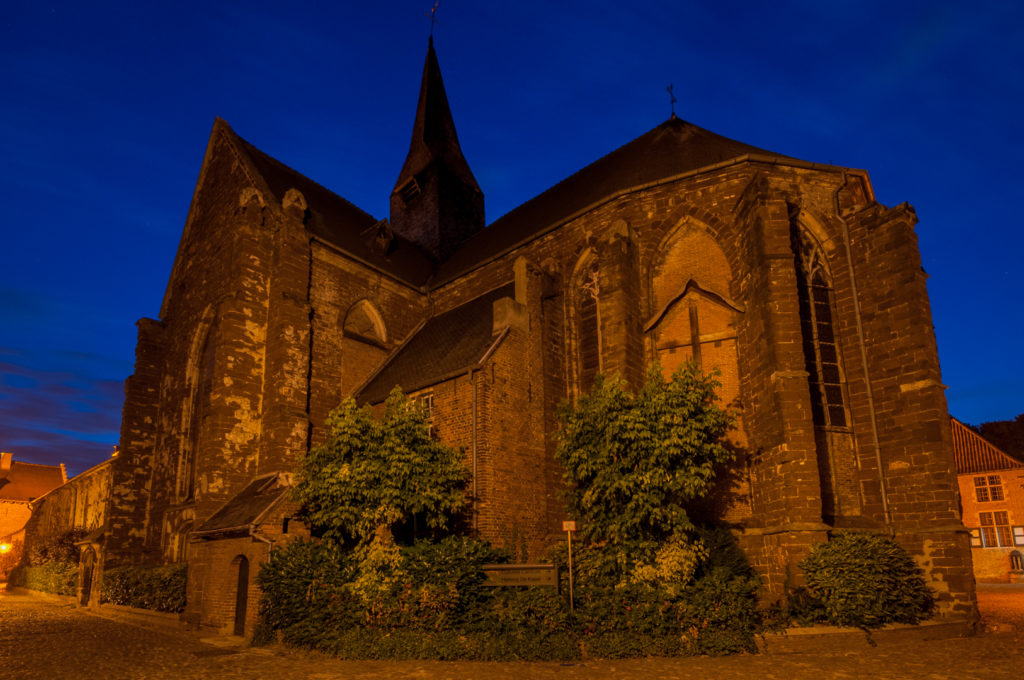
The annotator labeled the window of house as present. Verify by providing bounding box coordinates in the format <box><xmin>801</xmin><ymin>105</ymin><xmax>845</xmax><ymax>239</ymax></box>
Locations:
<box><xmin>792</xmin><ymin>227</ymin><xmax>847</xmax><ymax>428</ymax></box>
<box><xmin>974</xmin><ymin>474</ymin><xmax>1004</xmax><ymax>502</ymax></box>
<box><xmin>979</xmin><ymin>511</ymin><xmax>1013</xmax><ymax>547</ymax></box>
<box><xmin>411</xmin><ymin>391</ymin><xmax>435</xmax><ymax>438</ymax></box>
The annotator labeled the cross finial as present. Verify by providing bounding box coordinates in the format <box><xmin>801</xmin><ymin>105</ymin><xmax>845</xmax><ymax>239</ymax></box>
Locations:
<box><xmin>667</xmin><ymin>84</ymin><xmax>677</xmax><ymax>118</ymax></box>
<box><xmin>426</xmin><ymin>2</ymin><xmax>440</xmax><ymax>36</ymax></box>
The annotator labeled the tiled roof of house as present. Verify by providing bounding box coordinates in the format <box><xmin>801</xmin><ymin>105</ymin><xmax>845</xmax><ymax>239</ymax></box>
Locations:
<box><xmin>356</xmin><ymin>284</ymin><xmax>513</xmax><ymax>405</ymax></box>
<box><xmin>0</xmin><ymin>460</ymin><xmax>66</xmax><ymax>502</ymax></box>
<box><xmin>951</xmin><ymin>417</ymin><xmax>1024</xmax><ymax>474</ymax></box>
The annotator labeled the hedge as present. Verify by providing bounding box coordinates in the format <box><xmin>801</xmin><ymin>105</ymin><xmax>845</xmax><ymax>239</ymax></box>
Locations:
<box><xmin>100</xmin><ymin>563</ymin><xmax>187</xmax><ymax>613</ymax></box>
<box><xmin>8</xmin><ymin>562</ymin><xmax>78</xmax><ymax>596</ymax></box>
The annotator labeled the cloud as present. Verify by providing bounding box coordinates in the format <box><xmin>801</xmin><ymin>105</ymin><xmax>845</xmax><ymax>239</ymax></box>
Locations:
<box><xmin>0</xmin><ymin>353</ymin><xmax>124</xmax><ymax>478</ymax></box>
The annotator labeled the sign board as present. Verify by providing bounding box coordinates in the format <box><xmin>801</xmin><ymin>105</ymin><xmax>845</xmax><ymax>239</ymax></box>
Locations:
<box><xmin>482</xmin><ymin>563</ymin><xmax>558</xmax><ymax>587</ymax></box>
<box><xmin>562</xmin><ymin>520</ymin><xmax>577</xmax><ymax>532</ymax></box>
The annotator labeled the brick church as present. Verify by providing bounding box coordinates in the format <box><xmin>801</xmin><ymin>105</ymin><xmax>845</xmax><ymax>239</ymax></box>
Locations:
<box><xmin>101</xmin><ymin>39</ymin><xmax>975</xmax><ymax>634</ymax></box>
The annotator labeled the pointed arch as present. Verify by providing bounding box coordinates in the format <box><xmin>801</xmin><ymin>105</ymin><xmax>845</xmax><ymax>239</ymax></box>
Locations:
<box><xmin>568</xmin><ymin>249</ymin><xmax>601</xmax><ymax>395</ymax></box>
<box><xmin>343</xmin><ymin>299</ymin><xmax>388</xmax><ymax>346</ymax></box>
<box><xmin>180</xmin><ymin>306</ymin><xmax>217</xmax><ymax>502</ymax></box>
<box><xmin>647</xmin><ymin>224</ymin><xmax>742</xmax><ymax>413</ymax></box>
<box><xmin>792</xmin><ymin>224</ymin><xmax>846</xmax><ymax>429</ymax></box>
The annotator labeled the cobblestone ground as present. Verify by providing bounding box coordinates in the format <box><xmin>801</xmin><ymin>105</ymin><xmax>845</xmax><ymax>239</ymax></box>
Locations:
<box><xmin>1</xmin><ymin>586</ymin><xmax>1022</xmax><ymax>680</ymax></box>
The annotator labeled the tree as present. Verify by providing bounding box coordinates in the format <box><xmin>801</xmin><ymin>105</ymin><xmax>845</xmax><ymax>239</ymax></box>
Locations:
<box><xmin>294</xmin><ymin>387</ymin><xmax>470</xmax><ymax>544</ymax></box>
<box><xmin>555</xmin><ymin>363</ymin><xmax>735</xmax><ymax>546</ymax></box>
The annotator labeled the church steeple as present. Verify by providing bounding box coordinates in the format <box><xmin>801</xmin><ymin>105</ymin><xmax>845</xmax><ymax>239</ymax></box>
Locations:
<box><xmin>390</xmin><ymin>38</ymin><xmax>484</xmax><ymax>261</ymax></box>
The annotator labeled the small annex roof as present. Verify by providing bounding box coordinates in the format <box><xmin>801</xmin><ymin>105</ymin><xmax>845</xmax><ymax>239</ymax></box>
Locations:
<box><xmin>357</xmin><ymin>284</ymin><xmax>514</xmax><ymax>405</ymax></box>
<box><xmin>435</xmin><ymin>116</ymin><xmax>796</xmax><ymax>284</ymax></box>
<box><xmin>228</xmin><ymin>124</ymin><xmax>436</xmax><ymax>288</ymax></box>
<box><xmin>951</xmin><ymin>417</ymin><xmax>1024</xmax><ymax>475</ymax></box>
<box><xmin>193</xmin><ymin>472</ymin><xmax>292</xmax><ymax>537</ymax></box>
<box><xmin>0</xmin><ymin>460</ymin><xmax>66</xmax><ymax>502</ymax></box>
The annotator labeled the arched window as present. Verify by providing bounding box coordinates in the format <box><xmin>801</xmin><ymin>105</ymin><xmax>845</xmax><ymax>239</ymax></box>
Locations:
<box><xmin>181</xmin><ymin>323</ymin><xmax>215</xmax><ymax>501</ymax></box>
<box><xmin>574</xmin><ymin>260</ymin><xmax>601</xmax><ymax>394</ymax></box>
<box><xmin>343</xmin><ymin>299</ymin><xmax>387</xmax><ymax>346</ymax></box>
<box><xmin>792</xmin><ymin>226</ymin><xmax>847</xmax><ymax>429</ymax></box>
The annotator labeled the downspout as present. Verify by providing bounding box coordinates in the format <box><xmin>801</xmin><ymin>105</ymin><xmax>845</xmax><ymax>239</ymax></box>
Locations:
<box><xmin>251</xmin><ymin>529</ymin><xmax>274</xmax><ymax>553</ymax></box>
<box><xmin>469</xmin><ymin>367</ymin><xmax>479</xmax><ymax>534</ymax></box>
<box><xmin>834</xmin><ymin>174</ymin><xmax>891</xmax><ymax>527</ymax></box>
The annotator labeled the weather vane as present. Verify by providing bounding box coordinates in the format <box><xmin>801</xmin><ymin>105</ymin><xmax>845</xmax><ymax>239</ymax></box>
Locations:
<box><xmin>426</xmin><ymin>2</ymin><xmax>440</xmax><ymax>36</ymax></box>
<box><xmin>667</xmin><ymin>84</ymin><xmax>677</xmax><ymax>117</ymax></box>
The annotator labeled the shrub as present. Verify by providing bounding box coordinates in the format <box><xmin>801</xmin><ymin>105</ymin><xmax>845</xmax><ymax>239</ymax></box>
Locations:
<box><xmin>799</xmin><ymin>532</ymin><xmax>934</xmax><ymax>629</ymax></box>
<box><xmin>100</xmin><ymin>563</ymin><xmax>187</xmax><ymax>613</ymax></box>
<box><xmin>27</xmin><ymin>528</ymin><xmax>86</xmax><ymax>566</ymax></box>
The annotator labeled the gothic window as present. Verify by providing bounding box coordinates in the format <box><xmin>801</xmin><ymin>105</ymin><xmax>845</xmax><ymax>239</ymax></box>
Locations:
<box><xmin>974</xmin><ymin>474</ymin><xmax>1004</xmax><ymax>502</ymax></box>
<box><xmin>793</xmin><ymin>227</ymin><xmax>847</xmax><ymax>429</ymax></box>
<box><xmin>343</xmin><ymin>299</ymin><xmax>388</xmax><ymax>346</ymax></box>
<box><xmin>181</xmin><ymin>325</ymin><xmax>215</xmax><ymax>501</ymax></box>
<box><xmin>576</xmin><ymin>263</ymin><xmax>601</xmax><ymax>393</ymax></box>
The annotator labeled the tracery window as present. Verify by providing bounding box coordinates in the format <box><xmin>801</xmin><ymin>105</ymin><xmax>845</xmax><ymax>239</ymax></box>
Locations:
<box><xmin>974</xmin><ymin>474</ymin><xmax>1004</xmax><ymax>502</ymax></box>
<box><xmin>576</xmin><ymin>263</ymin><xmax>601</xmax><ymax>394</ymax></box>
<box><xmin>343</xmin><ymin>299</ymin><xmax>387</xmax><ymax>346</ymax></box>
<box><xmin>181</xmin><ymin>326</ymin><xmax>215</xmax><ymax>501</ymax></box>
<box><xmin>793</xmin><ymin>227</ymin><xmax>847</xmax><ymax>428</ymax></box>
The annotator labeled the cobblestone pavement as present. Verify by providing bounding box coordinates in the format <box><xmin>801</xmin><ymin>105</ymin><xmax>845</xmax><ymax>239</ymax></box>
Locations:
<box><xmin>1</xmin><ymin>586</ymin><xmax>1023</xmax><ymax>680</ymax></box>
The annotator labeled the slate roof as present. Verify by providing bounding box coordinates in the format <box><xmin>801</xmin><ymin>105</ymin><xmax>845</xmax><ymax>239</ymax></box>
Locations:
<box><xmin>194</xmin><ymin>473</ymin><xmax>292</xmax><ymax>536</ymax></box>
<box><xmin>951</xmin><ymin>417</ymin><xmax>1024</xmax><ymax>475</ymax></box>
<box><xmin>0</xmin><ymin>461</ymin><xmax>65</xmax><ymax>502</ymax></box>
<box><xmin>232</xmin><ymin>129</ymin><xmax>436</xmax><ymax>287</ymax></box>
<box><xmin>357</xmin><ymin>284</ymin><xmax>514</xmax><ymax>405</ymax></box>
<box><xmin>392</xmin><ymin>36</ymin><xmax>481</xmax><ymax>197</ymax></box>
<box><xmin>435</xmin><ymin>116</ymin><xmax>795</xmax><ymax>285</ymax></box>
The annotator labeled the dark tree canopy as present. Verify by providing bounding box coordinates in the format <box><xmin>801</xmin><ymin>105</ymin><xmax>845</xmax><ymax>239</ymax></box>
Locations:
<box><xmin>555</xmin><ymin>363</ymin><xmax>735</xmax><ymax>546</ymax></box>
<box><xmin>978</xmin><ymin>413</ymin><xmax>1024</xmax><ymax>463</ymax></box>
<box><xmin>294</xmin><ymin>388</ymin><xmax>470</xmax><ymax>544</ymax></box>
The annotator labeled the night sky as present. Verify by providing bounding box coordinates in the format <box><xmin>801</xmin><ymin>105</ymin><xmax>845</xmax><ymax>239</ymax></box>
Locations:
<box><xmin>2</xmin><ymin>1</ymin><xmax>1022</xmax><ymax>476</ymax></box>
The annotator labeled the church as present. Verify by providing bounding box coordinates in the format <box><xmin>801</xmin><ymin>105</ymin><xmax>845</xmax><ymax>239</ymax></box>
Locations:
<box><xmin>100</xmin><ymin>38</ymin><xmax>975</xmax><ymax>635</ymax></box>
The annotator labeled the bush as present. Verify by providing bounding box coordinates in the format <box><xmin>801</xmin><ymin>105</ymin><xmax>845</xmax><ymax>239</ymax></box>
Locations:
<box><xmin>27</xmin><ymin>529</ymin><xmax>86</xmax><ymax>566</ymax></box>
<box><xmin>799</xmin><ymin>532</ymin><xmax>934</xmax><ymax>629</ymax></box>
<box><xmin>8</xmin><ymin>562</ymin><xmax>78</xmax><ymax>595</ymax></box>
<box><xmin>100</xmin><ymin>563</ymin><xmax>187</xmax><ymax>613</ymax></box>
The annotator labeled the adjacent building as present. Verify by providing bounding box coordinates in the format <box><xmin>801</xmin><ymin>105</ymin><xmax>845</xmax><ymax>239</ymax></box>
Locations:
<box><xmin>952</xmin><ymin>417</ymin><xmax>1024</xmax><ymax>582</ymax></box>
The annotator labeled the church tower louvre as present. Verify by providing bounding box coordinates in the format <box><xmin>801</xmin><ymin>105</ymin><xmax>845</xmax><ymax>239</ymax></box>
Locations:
<box><xmin>390</xmin><ymin>37</ymin><xmax>485</xmax><ymax>261</ymax></box>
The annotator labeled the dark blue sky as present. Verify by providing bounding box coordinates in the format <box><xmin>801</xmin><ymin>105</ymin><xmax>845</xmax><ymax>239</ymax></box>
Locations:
<box><xmin>2</xmin><ymin>1</ymin><xmax>1022</xmax><ymax>476</ymax></box>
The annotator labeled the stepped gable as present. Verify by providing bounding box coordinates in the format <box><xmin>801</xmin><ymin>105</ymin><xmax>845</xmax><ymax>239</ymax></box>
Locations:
<box><xmin>357</xmin><ymin>284</ymin><xmax>514</xmax><ymax>405</ymax></box>
<box><xmin>951</xmin><ymin>417</ymin><xmax>1024</xmax><ymax>474</ymax></box>
<box><xmin>435</xmin><ymin>116</ymin><xmax>795</xmax><ymax>284</ymax></box>
<box><xmin>231</xmin><ymin>127</ymin><xmax>436</xmax><ymax>287</ymax></box>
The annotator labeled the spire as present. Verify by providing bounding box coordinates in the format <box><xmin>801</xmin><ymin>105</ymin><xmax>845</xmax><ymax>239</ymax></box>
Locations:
<box><xmin>390</xmin><ymin>38</ymin><xmax>484</xmax><ymax>261</ymax></box>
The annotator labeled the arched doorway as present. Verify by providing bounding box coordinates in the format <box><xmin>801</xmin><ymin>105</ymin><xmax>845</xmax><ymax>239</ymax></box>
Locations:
<box><xmin>233</xmin><ymin>555</ymin><xmax>249</xmax><ymax>636</ymax></box>
<box><xmin>80</xmin><ymin>548</ymin><xmax>96</xmax><ymax>607</ymax></box>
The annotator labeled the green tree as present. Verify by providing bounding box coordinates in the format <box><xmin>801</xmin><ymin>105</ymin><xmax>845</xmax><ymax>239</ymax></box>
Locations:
<box><xmin>556</xmin><ymin>363</ymin><xmax>734</xmax><ymax>546</ymax></box>
<box><xmin>294</xmin><ymin>387</ymin><xmax>470</xmax><ymax>544</ymax></box>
